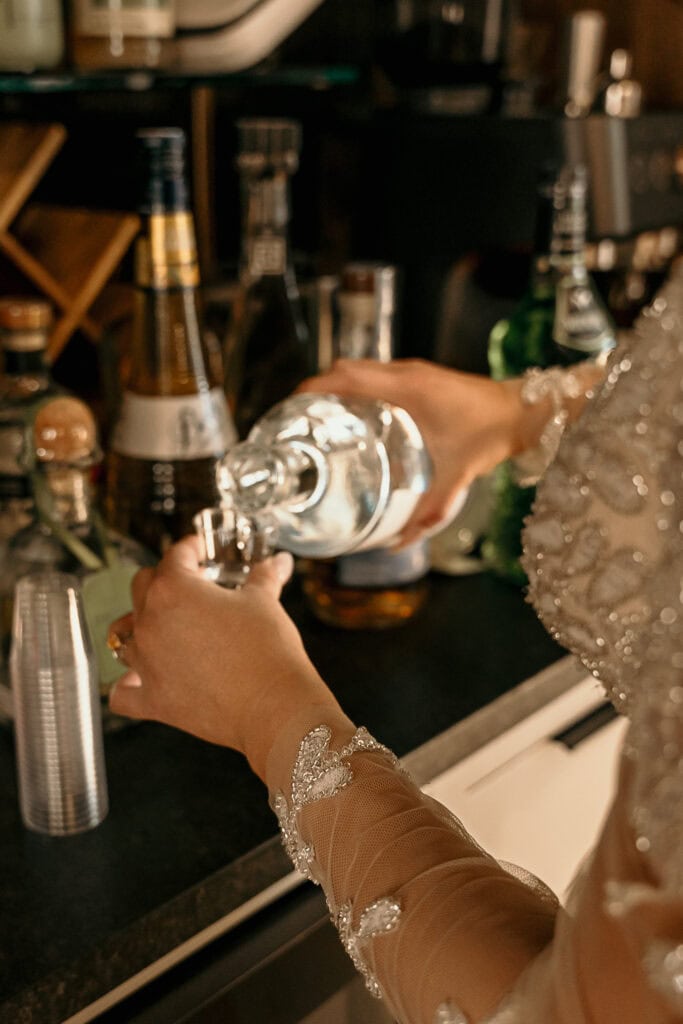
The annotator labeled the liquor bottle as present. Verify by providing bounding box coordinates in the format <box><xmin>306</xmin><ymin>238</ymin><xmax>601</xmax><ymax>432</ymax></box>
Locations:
<box><xmin>302</xmin><ymin>264</ymin><xmax>431</xmax><ymax>629</ymax></box>
<box><xmin>70</xmin><ymin>0</ymin><xmax>175</xmax><ymax>70</ymax></box>
<box><xmin>224</xmin><ymin>118</ymin><xmax>313</xmax><ymax>439</ymax></box>
<box><xmin>215</xmin><ymin>393</ymin><xmax>431</xmax><ymax>562</ymax></box>
<box><xmin>0</xmin><ymin>298</ymin><xmax>62</xmax><ymax>541</ymax></box>
<box><xmin>106</xmin><ymin>128</ymin><xmax>237</xmax><ymax>557</ymax></box>
<box><xmin>0</xmin><ymin>396</ymin><xmax>153</xmax><ymax>696</ymax></box>
<box><xmin>483</xmin><ymin>165</ymin><xmax>616</xmax><ymax>584</ymax></box>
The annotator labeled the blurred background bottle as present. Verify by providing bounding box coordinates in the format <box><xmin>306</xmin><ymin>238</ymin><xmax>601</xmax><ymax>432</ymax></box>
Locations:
<box><xmin>224</xmin><ymin>118</ymin><xmax>313</xmax><ymax>439</ymax></box>
<box><xmin>106</xmin><ymin>127</ymin><xmax>236</xmax><ymax>557</ymax></box>
<box><xmin>1</xmin><ymin>395</ymin><xmax>152</xmax><ymax>697</ymax></box>
<box><xmin>70</xmin><ymin>0</ymin><xmax>175</xmax><ymax>70</ymax></box>
<box><xmin>483</xmin><ymin>164</ymin><xmax>616</xmax><ymax>584</ymax></box>
<box><xmin>302</xmin><ymin>263</ymin><xmax>431</xmax><ymax>628</ymax></box>
<box><xmin>0</xmin><ymin>298</ymin><xmax>61</xmax><ymax>542</ymax></box>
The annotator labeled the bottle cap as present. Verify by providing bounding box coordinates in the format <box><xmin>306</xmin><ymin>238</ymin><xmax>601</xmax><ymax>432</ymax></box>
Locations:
<box><xmin>136</xmin><ymin>127</ymin><xmax>188</xmax><ymax>213</ymax></box>
<box><xmin>341</xmin><ymin>263</ymin><xmax>396</xmax><ymax>315</ymax></box>
<box><xmin>33</xmin><ymin>397</ymin><xmax>100</xmax><ymax>465</ymax></box>
<box><xmin>0</xmin><ymin>297</ymin><xmax>52</xmax><ymax>348</ymax></box>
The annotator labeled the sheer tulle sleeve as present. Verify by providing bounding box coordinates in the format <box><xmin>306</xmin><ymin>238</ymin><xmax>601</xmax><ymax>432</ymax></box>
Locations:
<box><xmin>266</xmin><ymin>706</ymin><xmax>559</xmax><ymax>1024</ymax></box>
<box><xmin>266</xmin><ymin>280</ymin><xmax>683</xmax><ymax>1023</ymax></box>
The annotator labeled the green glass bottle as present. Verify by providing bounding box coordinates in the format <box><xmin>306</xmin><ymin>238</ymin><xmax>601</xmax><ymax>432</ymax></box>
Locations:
<box><xmin>483</xmin><ymin>165</ymin><xmax>615</xmax><ymax>585</ymax></box>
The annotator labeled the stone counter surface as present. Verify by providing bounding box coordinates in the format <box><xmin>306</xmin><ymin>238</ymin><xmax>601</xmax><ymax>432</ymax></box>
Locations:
<box><xmin>0</xmin><ymin>571</ymin><xmax>564</xmax><ymax>1024</ymax></box>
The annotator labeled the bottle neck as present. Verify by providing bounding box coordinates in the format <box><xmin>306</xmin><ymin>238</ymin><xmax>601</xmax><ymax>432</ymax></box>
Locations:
<box><xmin>551</xmin><ymin>191</ymin><xmax>588</xmax><ymax>279</ymax></box>
<box><xmin>218</xmin><ymin>440</ymin><xmax>322</xmax><ymax>513</ymax></box>
<box><xmin>43</xmin><ymin>466</ymin><xmax>93</xmax><ymax>528</ymax></box>
<box><xmin>135</xmin><ymin>208</ymin><xmax>200</xmax><ymax>292</ymax></box>
<box><xmin>240</xmin><ymin>171</ymin><xmax>293</xmax><ymax>279</ymax></box>
<box><xmin>128</xmin><ymin>208</ymin><xmax>217</xmax><ymax>394</ymax></box>
<box><xmin>2</xmin><ymin>347</ymin><xmax>50</xmax><ymax>378</ymax></box>
<box><xmin>337</xmin><ymin>268</ymin><xmax>396</xmax><ymax>362</ymax></box>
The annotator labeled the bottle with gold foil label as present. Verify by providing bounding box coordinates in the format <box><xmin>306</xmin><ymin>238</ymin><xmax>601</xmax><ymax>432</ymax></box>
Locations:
<box><xmin>106</xmin><ymin>128</ymin><xmax>236</xmax><ymax>557</ymax></box>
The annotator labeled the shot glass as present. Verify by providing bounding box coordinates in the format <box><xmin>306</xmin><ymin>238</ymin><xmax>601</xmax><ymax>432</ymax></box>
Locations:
<box><xmin>10</xmin><ymin>571</ymin><xmax>108</xmax><ymax>836</ymax></box>
<box><xmin>193</xmin><ymin>506</ymin><xmax>277</xmax><ymax>588</ymax></box>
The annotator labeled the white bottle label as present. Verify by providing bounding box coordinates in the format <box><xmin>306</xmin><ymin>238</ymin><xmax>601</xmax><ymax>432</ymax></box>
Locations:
<box><xmin>112</xmin><ymin>389</ymin><xmax>236</xmax><ymax>460</ymax></box>
<box><xmin>75</xmin><ymin>0</ymin><xmax>174</xmax><ymax>38</ymax></box>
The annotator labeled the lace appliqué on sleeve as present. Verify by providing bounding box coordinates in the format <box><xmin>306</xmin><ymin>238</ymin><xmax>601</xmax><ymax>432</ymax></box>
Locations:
<box><xmin>642</xmin><ymin>940</ymin><xmax>683</xmax><ymax>1014</ymax></box>
<box><xmin>512</xmin><ymin>365</ymin><xmax>590</xmax><ymax>487</ymax></box>
<box><xmin>272</xmin><ymin>724</ymin><xmax>399</xmax><ymax>880</ymax></box>
<box><xmin>272</xmin><ymin>725</ymin><xmax>404</xmax><ymax>998</ymax></box>
<box><xmin>336</xmin><ymin>896</ymin><xmax>403</xmax><ymax>998</ymax></box>
<box><xmin>433</xmin><ymin>1000</ymin><xmax>469</xmax><ymax>1024</ymax></box>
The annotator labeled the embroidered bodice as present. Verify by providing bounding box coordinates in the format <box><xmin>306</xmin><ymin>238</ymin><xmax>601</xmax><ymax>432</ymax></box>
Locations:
<box><xmin>266</xmin><ymin>282</ymin><xmax>683</xmax><ymax>1024</ymax></box>
<box><xmin>523</xmin><ymin>289</ymin><xmax>683</xmax><ymax>905</ymax></box>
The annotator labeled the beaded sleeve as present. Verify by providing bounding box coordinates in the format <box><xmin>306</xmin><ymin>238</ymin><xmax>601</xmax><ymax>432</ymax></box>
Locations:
<box><xmin>512</xmin><ymin>363</ymin><xmax>603</xmax><ymax>487</ymax></box>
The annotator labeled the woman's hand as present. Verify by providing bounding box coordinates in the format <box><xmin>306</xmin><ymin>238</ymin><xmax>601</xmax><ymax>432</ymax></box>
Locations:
<box><xmin>298</xmin><ymin>359</ymin><xmax>524</xmax><ymax>546</ymax></box>
<box><xmin>108</xmin><ymin>537</ymin><xmax>340</xmax><ymax>781</ymax></box>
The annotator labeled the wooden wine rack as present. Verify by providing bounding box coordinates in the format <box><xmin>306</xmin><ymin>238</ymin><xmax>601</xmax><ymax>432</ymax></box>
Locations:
<box><xmin>0</xmin><ymin>120</ymin><xmax>139</xmax><ymax>362</ymax></box>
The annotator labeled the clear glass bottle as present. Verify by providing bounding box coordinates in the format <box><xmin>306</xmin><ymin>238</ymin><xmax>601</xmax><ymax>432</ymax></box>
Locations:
<box><xmin>303</xmin><ymin>264</ymin><xmax>431</xmax><ymax>629</ymax></box>
<box><xmin>0</xmin><ymin>297</ymin><xmax>61</xmax><ymax>542</ymax></box>
<box><xmin>106</xmin><ymin>127</ymin><xmax>237</xmax><ymax>557</ymax></box>
<box><xmin>224</xmin><ymin>118</ymin><xmax>313</xmax><ymax>439</ymax></box>
<box><xmin>0</xmin><ymin>0</ymin><xmax>64</xmax><ymax>71</ymax></box>
<box><xmin>216</xmin><ymin>393</ymin><xmax>431</xmax><ymax>560</ymax></box>
<box><xmin>483</xmin><ymin>165</ymin><xmax>616</xmax><ymax>585</ymax></box>
<box><xmin>0</xmin><ymin>397</ymin><xmax>153</xmax><ymax>696</ymax></box>
<box><xmin>70</xmin><ymin>0</ymin><xmax>175</xmax><ymax>70</ymax></box>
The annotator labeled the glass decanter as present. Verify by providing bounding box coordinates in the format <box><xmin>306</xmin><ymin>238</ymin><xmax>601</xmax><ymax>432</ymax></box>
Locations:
<box><xmin>210</xmin><ymin>392</ymin><xmax>431</xmax><ymax>559</ymax></box>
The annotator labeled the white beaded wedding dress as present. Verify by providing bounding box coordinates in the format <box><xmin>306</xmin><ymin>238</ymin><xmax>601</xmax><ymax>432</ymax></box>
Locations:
<box><xmin>266</xmin><ymin>281</ymin><xmax>683</xmax><ymax>1023</ymax></box>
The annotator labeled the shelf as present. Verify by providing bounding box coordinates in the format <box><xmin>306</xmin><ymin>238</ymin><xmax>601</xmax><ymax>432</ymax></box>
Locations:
<box><xmin>0</xmin><ymin>64</ymin><xmax>360</xmax><ymax>95</ymax></box>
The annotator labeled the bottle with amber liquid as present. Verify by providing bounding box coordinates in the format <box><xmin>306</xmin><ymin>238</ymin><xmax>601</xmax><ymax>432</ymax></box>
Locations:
<box><xmin>302</xmin><ymin>264</ymin><xmax>431</xmax><ymax>628</ymax></box>
<box><xmin>106</xmin><ymin>128</ymin><xmax>236</xmax><ymax>557</ymax></box>
<box><xmin>225</xmin><ymin>118</ymin><xmax>313</xmax><ymax>439</ymax></box>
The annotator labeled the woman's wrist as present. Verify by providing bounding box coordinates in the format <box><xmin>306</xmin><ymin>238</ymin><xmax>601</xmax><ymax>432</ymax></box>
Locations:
<box><xmin>263</xmin><ymin>700</ymin><xmax>358</xmax><ymax>797</ymax></box>
<box><xmin>243</xmin><ymin>667</ymin><xmax>345</xmax><ymax>783</ymax></box>
<box><xmin>499</xmin><ymin>362</ymin><xmax>606</xmax><ymax>484</ymax></box>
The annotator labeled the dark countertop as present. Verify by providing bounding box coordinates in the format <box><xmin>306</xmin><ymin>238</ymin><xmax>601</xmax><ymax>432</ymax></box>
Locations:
<box><xmin>0</xmin><ymin>569</ymin><xmax>564</xmax><ymax>1024</ymax></box>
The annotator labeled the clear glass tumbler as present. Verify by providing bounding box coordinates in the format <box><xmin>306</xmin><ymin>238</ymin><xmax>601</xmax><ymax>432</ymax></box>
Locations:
<box><xmin>10</xmin><ymin>571</ymin><xmax>108</xmax><ymax>836</ymax></box>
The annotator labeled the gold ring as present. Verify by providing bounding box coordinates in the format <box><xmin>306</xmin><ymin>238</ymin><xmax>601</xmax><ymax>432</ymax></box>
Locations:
<box><xmin>107</xmin><ymin>630</ymin><xmax>134</xmax><ymax>664</ymax></box>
